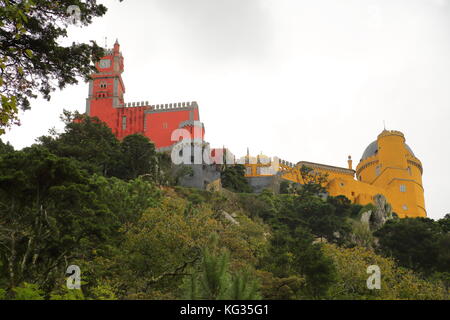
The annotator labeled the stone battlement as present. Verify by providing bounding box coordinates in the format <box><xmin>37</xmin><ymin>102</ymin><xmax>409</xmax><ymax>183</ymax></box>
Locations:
<box><xmin>151</xmin><ymin>101</ymin><xmax>198</xmax><ymax>110</ymax></box>
<box><xmin>378</xmin><ymin>130</ymin><xmax>405</xmax><ymax>140</ymax></box>
<box><xmin>119</xmin><ymin>100</ymin><xmax>198</xmax><ymax>109</ymax></box>
<box><xmin>104</xmin><ymin>49</ymin><xmax>122</xmax><ymax>56</ymax></box>
<box><xmin>279</xmin><ymin>159</ymin><xmax>295</xmax><ymax>168</ymax></box>
<box><xmin>120</xmin><ymin>101</ymin><xmax>150</xmax><ymax>108</ymax></box>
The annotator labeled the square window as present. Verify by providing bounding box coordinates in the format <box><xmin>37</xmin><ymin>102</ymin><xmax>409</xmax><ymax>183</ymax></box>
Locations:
<box><xmin>400</xmin><ymin>185</ymin><xmax>406</xmax><ymax>192</ymax></box>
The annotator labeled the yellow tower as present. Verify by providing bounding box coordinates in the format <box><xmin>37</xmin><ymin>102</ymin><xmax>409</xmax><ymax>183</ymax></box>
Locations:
<box><xmin>243</xmin><ymin>129</ymin><xmax>426</xmax><ymax>218</ymax></box>
<box><xmin>355</xmin><ymin>130</ymin><xmax>426</xmax><ymax>218</ymax></box>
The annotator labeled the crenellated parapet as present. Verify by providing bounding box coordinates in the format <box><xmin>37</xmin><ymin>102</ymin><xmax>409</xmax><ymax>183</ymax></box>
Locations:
<box><xmin>407</xmin><ymin>159</ymin><xmax>423</xmax><ymax>174</ymax></box>
<box><xmin>119</xmin><ymin>101</ymin><xmax>200</xmax><ymax>110</ymax></box>
<box><xmin>144</xmin><ymin>101</ymin><xmax>199</xmax><ymax>114</ymax></box>
<box><xmin>120</xmin><ymin>101</ymin><xmax>150</xmax><ymax>108</ymax></box>
<box><xmin>104</xmin><ymin>49</ymin><xmax>122</xmax><ymax>56</ymax></box>
<box><xmin>297</xmin><ymin>161</ymin><xmax>355</xmax><ymax>175</ymax></box>
<box><xmin>378</xmin><ymin>130</ymin><xmax>405</xmax><ymax>141</ymax></box>
<box><xmin>279</xmin><ymin>159</ymin><xmax>295</xmax><ymax>168</ymax></box>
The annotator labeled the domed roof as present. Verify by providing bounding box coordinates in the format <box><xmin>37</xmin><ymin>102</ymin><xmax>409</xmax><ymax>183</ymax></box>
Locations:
<box><xmin>360</xmin><ymin>140</ymin><xmax>415</xmax><ymax>161</ymax></box>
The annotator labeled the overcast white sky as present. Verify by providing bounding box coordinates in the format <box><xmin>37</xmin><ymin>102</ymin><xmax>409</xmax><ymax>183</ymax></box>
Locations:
<box><xmin>2</xmin><ymin>0</ymin><xmax>450</xmax><ymax>220</ymax></box>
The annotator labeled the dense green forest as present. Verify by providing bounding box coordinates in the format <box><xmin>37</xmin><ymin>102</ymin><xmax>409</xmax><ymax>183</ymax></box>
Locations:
<box><xmin>0</xmin><ymin>112</ymin><xmax>448</xmax><ymax>300</ymax></box>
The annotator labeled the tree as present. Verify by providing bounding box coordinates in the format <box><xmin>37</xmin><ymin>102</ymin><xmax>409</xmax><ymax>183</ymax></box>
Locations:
<box><xmin>0</xmin><ymin>146</ymin><xmax>121</xmax><ymax>292</ymax></box>
<box><xmin>115</xmin><ymin>134</ymin><xmax>157</xmax><ymax>180</ymax></box>
<box><xmin>38</xmin><ymin>111</ymin><xmax>122</xmax><ymax>176</ymax></box>
<box><xmin>374</xmin><ymin>218</ymin><xmax>443</xmax><ymax>274</ymax></box>
<box><xmin>296</xmin><ymin>165</ymin><xmax>328</xmax><ymax>197</ymax></box>
<box><xmin>186</xmin><ymin>233</ymin><xmax>261</xmax><ymax>300</ymax></box>
<box><xmin>221</xmin><ymin>164</ymin><xmax>251</xmax><ymax>193</ymax></box>
<box><xmin>0</xmin><ymin>0</ymin><xmax>111</xmax><ymax>134</ymax></box>
<box><xmin>323</xmin><ymin>243</ymin><xmax>448</xmax><ymax>300</ymax></box>
<box><xmin>438</xmin><ymin>214</ymin><xmax>450</xmax><ymax>233</ymax></box>
<box><xmin>0</xmin><ymin>139</ymin><xmax>13</xmax><ymax>154</ymax></box>
<box><xmin>12</xmin><ymin>282</ymin><xmax>44</xmax><ymax>300</ymax></box>
<box><xmin>261</xmin><ymin>226</ymin><xmax>337</xmax><ymax>299</ymax></box>
<box><xmin>193</xmin><ymin>233</ymin><xmax>231</xmax><ymax>300</ymax></box>
<box><xmin>109</xmin><ymin>196</ymin><xmax>220</xmax><ymax>298</ymax></box>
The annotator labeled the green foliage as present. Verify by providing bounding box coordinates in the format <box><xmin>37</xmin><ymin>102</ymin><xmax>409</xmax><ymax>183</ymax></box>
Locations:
<box><xmin>279</xmin><ymin>180</ymin><xmax>290</xmax><ymax>194</ymax></box>
<box><xmin>12</xmin><ymin>282</ymin><xmax>44</xmax><ymax>300</ymax></box>
<box><xmin>89</xmin><ymin>283</ymin><xmax>117</xmax><ymax>300</ymax></box>
<box><xmin>0</xmin><ymin>112</ymin><xmax>448</xmax><ymax>300</ymax></box>
<box><xmin>0</xmin><ymin>0</ymin><xmax>110</xmax><ymax>133</ymax></box>
<box><xmin>228</xmin><ymin>270</ymin><xmax>261</xmax><ymax>300</ymax></box>
<box><xmin>221</xmin><ymin>164</ymin><xmax>251</xmax><ymax>193</ymax></box>
<box><xmin>323</xmin><ymin>243</ymin><xmax>448</xmax><ymax>300</ymax></box>
<box><xmin>114</xmin><ymin>134</ymin><xmax>157</xmax><ymax>180</ymax></box>
<box><xmin>296</xmin><ymin>165</ymin><xmax>328</xmax><ymax>197</ymax></box>
<box><xmin>50</xmin><ymin>285</ymin><xmax>85</xmax><ymax>300</ymax></box>
<box><xmin>0</xmin><ymin>288</ymin><xmax>6</xmax><ymax>300</ymax></box>
<box><xmin>0</xmin><ymin>139</ymin><xmax>14</xmax><ymax>154</ymax></box>
<box><xmin>260</xmin><ymin>227</ymin><xmax>337</xmax><ymax>299</ymax></box>
<box><xmin>38</xmin><ymin>111</ymin><xmax>122</xmax><ymax>176</ymax></box>
<box><xmin>374</xmin><ymin>217</ymin><xmax>448</xmax><ymax>275</ymax></box>
<box><xmin>186</xmin><ymin>233</ymin><xmax>261</xmax><ymax>300</ymax></box>
<box><xmin>196</xmin><ymin>233</ymin><xmax>231</xmax><ymax>300</ymax></box>
<box><xmin>39</xmin><ymin>112</ymin><xmax>165</xmax><ymax>183</ymax></box>
<box><xmin>438</xmin><ymin>214</ymin><xmax>450</xmax><ymax>233</ymax></box>
<box><xmin>0</xmin><ymin>146</ymin><xmax>109</xmax><ymax>288</ymax></box>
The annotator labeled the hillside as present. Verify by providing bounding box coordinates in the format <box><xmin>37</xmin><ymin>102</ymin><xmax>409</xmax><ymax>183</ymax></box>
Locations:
<box><xmin>0</xmin><ymin>112</ymin><xmax>448</xmax><ymax>300</ymax></box>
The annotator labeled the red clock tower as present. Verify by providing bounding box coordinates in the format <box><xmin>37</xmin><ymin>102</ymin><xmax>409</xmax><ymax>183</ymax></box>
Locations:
<box><xmin>86</xmin><ymin>40</ymin><xmax>125</xmax><ymax>131</ymax></box>
<box><xmin>85</xmin><ymin>40</ymin><xmax>205</xmax><ymax>150</ymax></box>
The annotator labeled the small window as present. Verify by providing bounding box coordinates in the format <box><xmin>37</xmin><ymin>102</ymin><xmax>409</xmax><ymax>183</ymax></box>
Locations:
<box><xmin>122</xmin><ymin>116</ymin><xmax>127</xmax><ymax>130</ymax></box>
<box><xmin>400</xmin><ymin>185</ymin><xmax>406</xmax><ymax>192</ymax></box>
<box><xmin>375</xmin><ymin>165</ymin><xmax>381</xmax><ymax>176</ymax></box>
<box><xmin>163</xmin><ymin>122</ymin><xmax>168</xmax><ymax>129</ymax></box>
<box><xmin>340</xmin><ymin>182</ymin><xmax>345</xmax><ymax>187</ymax></box>
<box><xmin>408</xmin><ymin>167</ymin><xmax>412</xmax><ymax>176</ymax></box>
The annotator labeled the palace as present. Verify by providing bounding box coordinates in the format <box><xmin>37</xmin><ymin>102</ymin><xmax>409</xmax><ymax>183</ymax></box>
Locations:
<box><xmin>85</xmin><ymin>40</ymin><xmax>204</xmax><ymax>152</ymax></box>
<box><xmin>243</xmin><ymin>129</ymin><xmax>426</xmax><ymax>218</ymax></box>
<box><xmin>85</xmin><ymin>41</ymin><xmax>426</xmax><ymax>218</ymax></box>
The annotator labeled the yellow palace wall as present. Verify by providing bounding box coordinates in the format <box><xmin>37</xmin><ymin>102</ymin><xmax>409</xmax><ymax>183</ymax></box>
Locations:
<box><xmin>244</xmin><ymin>130</ymin><xmax>426</xmax><ymax>218</ymax></box>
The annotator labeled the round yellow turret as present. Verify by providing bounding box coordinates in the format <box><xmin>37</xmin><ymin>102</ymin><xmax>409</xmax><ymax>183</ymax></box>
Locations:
<box><xmin>356</xmin><ymin>130</ymin><xmax>426</xmax><ymax>217</ymax></box>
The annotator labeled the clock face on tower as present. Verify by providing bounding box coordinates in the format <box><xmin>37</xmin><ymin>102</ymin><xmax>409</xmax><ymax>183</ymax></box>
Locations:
<box><xmin>99</xmin><ymin>59</ymin><xmax>111</xmax><ymax>69</ymax></box>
